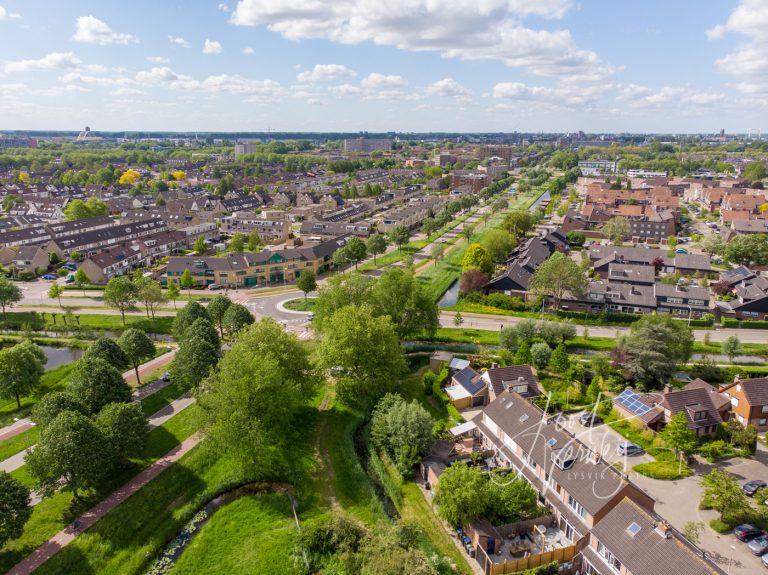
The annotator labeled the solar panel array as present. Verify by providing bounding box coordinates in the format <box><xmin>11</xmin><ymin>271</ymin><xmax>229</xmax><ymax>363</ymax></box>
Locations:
<box><xmin>615</xmin><ymin>389</ymin><xmax>651</xmax><ymax>416</ymax></box>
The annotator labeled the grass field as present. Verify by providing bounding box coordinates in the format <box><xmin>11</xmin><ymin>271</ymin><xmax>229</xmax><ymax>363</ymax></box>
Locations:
<box><xmin>169</xmin><ymin>494</ymin><xmax>301</xmax><ymax>575</ymax></box>
<box><xmin>283</xmin><ymin>298</ymin><xmax>316</xmax><ymax>312</ymax></box>
<box><xmin>0</xmin><ymin>312</ymin><xmax>174</xmax><ymax>334</ymax></box>
<box><xmin>0</xmin><ymin>363</ymin><xmax>74</xmax><ymax>427</ymax></box>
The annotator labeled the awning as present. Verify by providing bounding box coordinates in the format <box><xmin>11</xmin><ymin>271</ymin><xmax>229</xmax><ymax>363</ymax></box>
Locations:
<box><xmin>445</xmin><ymin>385</ymin><xmax>471</xmax><ymax>401</ymax></box>
<box><xmin>450</xmin><ymin>420</ymin><xmax>477</xmax><ymax>437</ymax></box>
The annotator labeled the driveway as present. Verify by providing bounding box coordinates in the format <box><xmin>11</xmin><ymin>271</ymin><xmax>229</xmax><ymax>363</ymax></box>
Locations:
<box><xmin>560</xmin><ymin>414</ymin><xmax>653</xmax><ymax>469</ymax></box>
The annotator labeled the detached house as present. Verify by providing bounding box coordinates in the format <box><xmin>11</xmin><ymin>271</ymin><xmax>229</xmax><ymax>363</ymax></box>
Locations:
<box><xmin>445</xmin><ymin>365</ymin><xmax>541</xmax><ymax>409</ymax></box>
<box><xmin>719</xmin><ymin>376</ymin><xmax>768</xmax><ymax>431</ymax></box>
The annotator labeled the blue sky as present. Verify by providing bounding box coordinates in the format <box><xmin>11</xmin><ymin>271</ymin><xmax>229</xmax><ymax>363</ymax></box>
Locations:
<box><xmin>0</xmin><ymin>0</ymin><xmax>765</xmax><ymax>133</ymax></box>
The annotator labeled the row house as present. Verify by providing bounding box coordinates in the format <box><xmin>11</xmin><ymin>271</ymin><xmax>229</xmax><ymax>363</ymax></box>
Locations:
<box><xmin>164</xmin><ymin>235</ymin><xmax>350</xmax><ymax>288</ymax></box>
<box><xmin>79</xmin><ymin>229</ymin><xmax>188</xmax><ymax>284</ymax></box>
<box><xmin>589</xmin><ymin>246</ymin><xmax>713</xmax><ymax>276</ymax></box>
<box><xmin>451</xmin><ymin>170</ymin><xmax>489</xmax><ymax>193</ymax></box>
<box><xmin>47</xmin><ymin>217</ymin><xmax>168</xmax><ymax>258</ymax></box>
<box><xmin>219</xmin><ymin>212</ymin><xmax>290</xmax><ymax>244</ymax></box>
<box><xmin>0</xmin><ymin>245</ymin><xmax>50</xmax><ymax>275</ymax></box>
<box><xmin>720</xmin><ymin>375</ymin><xmax>768</xmax><ymax>432</ymax></box>
<box><xmin>299</xmin><ymin>220</ymin><xmax>373</xmax><ymax>240</ymax></box>
<box><xmin>716</xmin><ymin>272</ymin><xmax>768</xmax><ymax>320</ymax></box>
<box><xmin>377</xmin><ymin>202</ymin><xmax>434</xmax><ymax>233</ymax></box>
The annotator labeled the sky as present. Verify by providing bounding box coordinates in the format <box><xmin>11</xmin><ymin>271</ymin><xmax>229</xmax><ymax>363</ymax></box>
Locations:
<box><xmin>0</xmin><ymin>0</ymin><xmax>766</xmax><ymax>134</ymax></box>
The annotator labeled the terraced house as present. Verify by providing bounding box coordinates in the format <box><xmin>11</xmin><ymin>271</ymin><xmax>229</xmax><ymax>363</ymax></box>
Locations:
<box><xmin>164</xmin><ymin>235</ymin><xmax>349</xmax><ymax>288</ymax></box>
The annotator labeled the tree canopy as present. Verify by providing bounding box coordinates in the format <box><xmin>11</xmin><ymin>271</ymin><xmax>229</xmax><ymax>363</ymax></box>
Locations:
<box><xmin>67</xmin><ymin>357</ymin><xmax>131</xmax><ymax>414</ymax></box>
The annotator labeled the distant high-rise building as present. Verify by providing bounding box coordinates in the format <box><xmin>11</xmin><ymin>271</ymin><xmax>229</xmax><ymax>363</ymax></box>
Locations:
<box><xmin>234</xmin><ymin>142</ymin><xmax>257</xmax><ymax>156</ymax></box>
<box><xmin>343</xmin><ymin>137</ymin><xmax>392</xmax><ymax>153</ymax></box>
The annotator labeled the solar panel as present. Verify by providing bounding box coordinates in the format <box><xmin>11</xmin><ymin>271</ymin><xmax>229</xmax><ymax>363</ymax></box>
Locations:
<box><xmin>615</xmin><ymin>389</ymin><xmax>651</xmax><ymax>416</ymax></box>
<box><xmin>627</xmin><ymin>522</ymin><xmax>641</xmax><ymax>536</ymax></box>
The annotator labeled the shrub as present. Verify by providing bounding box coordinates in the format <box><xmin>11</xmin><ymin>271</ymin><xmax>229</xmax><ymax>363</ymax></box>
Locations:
<box><xmin>709</xmin><ymin>519</ymin><xmax>731</xmax><ymax>534</ymax></box>
<box><xmin>530</xmin><ymin>342</ymin><xmax>552</xmax><ymax>370</ymax></box>
<box><xmin>633</xmin><ymin>461</ymin><xmax>692</xmax><ymax>480</ymax></box>
<box><xmin>698</xmin><ymin>440</ymin><xmax>734</xmax><ymax>462</ymax></box>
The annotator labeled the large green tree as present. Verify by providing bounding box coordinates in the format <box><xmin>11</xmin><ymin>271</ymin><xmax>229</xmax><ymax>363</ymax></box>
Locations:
<box><xmin>601</xmin><ymin>216</ymin><xmax>631</xmax><ymax>244</ymax></box>
<box><xmin>660</xmin><ymin>412</ymin><xmax>698</xmax><ymax>457</ymax></box>
<box><xmin>529</xmin><ymin>252</ymin><xmax>587</xmax><ymax>309</ymax></box>
<box><xmin>388</xmin><ymin>225</ymin><xmax>411</xmax><ymax>252</ymax></box>
<box><xmin>296</xmin><ymin>269</ymin><xmax>317</xmax><ymax>300</ymax></box>
<box><xmin>700</xmin><ymin>468</ymin><xmax>751</xmax><ymax>523</ymax></box>
<box><xmin>222</xmin><ymin>303</ymin><xmax>255</xmax><ymax>337</ymax></box>
<box><xmin>82</xmin><ymin>337</ymin><xmax>129</xmax><ymax>370</ymax></box>
<box><xmin>461</xmin><ymin>243</ymin><xmax>494</xmax><ymax>276</ymax></box>
<box><xmin>0</xmin><ymin>472</ymin><xmax>31</xmax><ymax>548</ymax></box>
<box><xmin>206</xmin><ymin>295</ymin><xmax>232</xmax><ymax>338</ymax></box>
<box><xmin>118</xmin><ymin>328</ymin><xmax>156</xmax><ymax>387</ymax></box>
<box><xmin>318</xmin><ymin>305</ymin><xmax>406</xmax><ymax>411</ymax></box>
<box><xmin>172</xmin><ymin>300</ymin><xmax>210</xmax><ymax>340</ymax></box>
<box><xmin>370</xmin><ymin>268</ymin><xmax>438</xmax><ymax>338</ymax></box>
<box><xmin>169</xmin><ymin>334</ymin><xmax>218</xmax><ymax>390</ymax></box>
<box><xmin>67</xmin><ymin>357</ymin><xmax>131</xmax><ymax>414</ymax></box>
<box><xmin>433</xmin><ymin>463</ymin><xmax>489</xmax><ymax>527</ymax></box>
<box><xmin>343</xmin><ymin>237</ymin><xmax>367</xmax><ymax>270</ymax></box>
<box><xmin>481</xmin><ymin>229</ymin><xmax>516</xmax><ymax>264</ymax></box>
<box><xmin>366</xmin><ymin>234</ymin><xmax>387</xmax><ymax>264</ymax></box>
<box><xmin>0</xmin><ymin>340</ymin><xmax>46</xmax><ymax>409</ymax></box>
<box><xmin>95</xmin><ymin>402</ymin><xmax>148</xmax><ymax>460</ymax></box>
<box><xmin>371</xmin><ymin>394</ymin><xmax>434</xmax><ymax>476</ymax></box>
<box><xmin>0</xmin><ymin>277</ymin><xmax>22</xmax><ymax>318</ymax></box>
<box><xmin>31</xmin><ymin>392</ymin><xmax>88</xmax><ymax>428</ymax></box>
<box><xmin>103</xmin><ymin>276</ymin><xmax>138</xmax><ymax>325</ymax></box>
<box><xmin>197</xmin><ymin>318</ymin><xmax>318</xmax><ymax>471</ymax></box>
<box><xmin>313</xmin><ymin>272</ymin><xmax>374</xmax><ymax>333</ymax></box>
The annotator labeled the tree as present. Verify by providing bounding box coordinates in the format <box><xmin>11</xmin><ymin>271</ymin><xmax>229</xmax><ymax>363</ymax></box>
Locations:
<box><xmin>344</xmin><ymin>237</ymin><xmax>367</xmax><ymax>270</ymax></box>
<box><xmin>26</xmin><ymin>411</ymin><xmax>113</xmax><ymax>501</ymax></box>
<box><xmin>313</xmin><ymin>273</ymin><xmax>374</xmax><ymax>333</ymax></box>
<box><xmin>169</xmin><ymin>335</ymin><xmax>218</xmax><ymax>390</ymax></box>
<box><xmin>247</xmin><ymin>229</ymin><xmax>263</xmax><ymax>251</ymax></box>
<box><xmin>459</xmin><ymin>269</ymin><xmax>489</xmax><ymax>294</ymax></box>
<box><xmin>501</xmin><ymin>210</ymin><xmax>533</xmax><ymax>239</ymax></box>
<box><xmin>461</xmin><ymin>243</ymin><xmax>494</xmax><ymax>276</ymax></box>
<box><xmin>118</xmin><ymin>329</ymin><xmax>155</xmax><ymax>387</ymax></box>
<box><xmin>530</xmin><ymin>342</ymin><xmax>552</xmax><ymax>370</ymax></box>
<box><xmin>67</xmin><ymin>357</ymin><xmax>131</xmax><ymax>414</ymax></box>
<box><xmin>366</xmin><ymin>234</ymin><xmax>387</xmax><ymax>264</ymax></box>
<box><xmin>332</xmin><ymin>248</ymin><xmax>349</xmax><ymax>270</ymax></box>
<box><xmin>700</xmin><ymin>468</ymin><xmax>751</xmax><ymax>522</ymax></box>
<box><xmin>318</xmin><ymin>305</ymin><xmax>406</xmax><ymax>411</ymax></box>
<box><xmin>172</xmin><ymin>300</ymin><xmax>209</xmax><ymax>340</ymax></box>
<box><xmin>388</xmin><ymin>225</ymin><xmax>411</xmax><ymax>253</ymax></box>
<box><xmin>103</xmin><ymin>276</ymin><xmax>138</xmax><ymax>325</ymax></box>
<box><xmin>723</xmin><ymin>234</ymin><xmax>768</xmax><ymax>267</ymax></box>
<box><xmin>194</xmin><ymin>235</ymin><xmax>207</xmax><ymax>255</ymax></box>
<box><xmin>460</xmin><ymin>224</ymin><xmax>475</xmax><ymax>243</ymax></box>
<box><xmin>433</xmin><ymin>463</ymin><xmax>488</xmax><ymax>526</ymax></box>
<box><xmin>206</xmin><ymin>295</ymin><xmax>232</xmax><ymax>338</ymax></box>
<box><xmin>537</xmin><ymin>320</ymin><xmax>577</xmax><ymax>346</ymax></box>
<box><xmin>682</xmin><ymin>521</ymin><xmax>704</xmax><ymax>545</ymax></box>
<box><xmin>699</xmin><ymin>234</ymin><xmax>724</xmax><ymax>256</ymax></box>
<box><xmin>0</xmin><ymin>472</ymin><xmax>31</xmax><ymax>548</ymax></box>
<box><xmin>481</xmin><ymin>229</ymin><xmax>516</xmax><ymax>263</ymax></box>
<box><xmin>529</xmin><ymin>252</ymin><xmax>587</xmax><ymax>309</ymax></box>
<box><xmin>31</xmin><ymin>391</ymin><xmax>87</xmax><ymax>428</ymax></box>
<box><xmin>186</xmin><ymin>317</ymin><xmax>220</xmax><ymax>349</ymax></box>
<box><xmin>549</xmin><ymin>342</ymin><xmax>570</xmax><ymax>372</ymax></box>
<box><xmin>660</xmin><ymin>412</ymin><xmax>698</xmax><ymax>457</ymax></box>
<box><xmin>430</xmin><ymin>242</ymin><xmax>445</xmax><ymax>262</ymax></box>
<box><xmin>514</xmin><ymin>340</ymin><xmax>532</xmax><ymax>365</ymax></box>
<box><xmin>63</xmin><ymin>198</ymin><xmax>108</xmax><ymax>221</ymax></box>
<box><xmin>48</xmin><ymin>283</ymin><xmax>64</xmax><ymax>307</ymax></box>
<box><xmin>721</xmin><ymin>335</ymin><xmax>742</xmax><ymax>362</ymax></box>
<box><xmin>95</xmin><ymin>402</ymin><xmax>148</xmax><ymax>460</ymax></box>
<box><xmin>82</xmin><ymin>337</ymin><xmax>129</xmax><ymax>370</ymax></box>
<box><xmin>0</xmin><ymin>277</ymin><xmax>22</xmax><ymax>318</ymax></box>
<box><xmin>198</xmin><ymin>319</ymin><xmax>318</xmax><ymax>470</ymax></box>
<box><xmin>118</xmin><ymin>169</ymin><xmax>141</xmax><ymax>185</ymax></box>
<box><xmin>620</xmin><ymin>314</ymin><xmax>694</xmax><ymax>389</ymax></box>
<box><xmin>370</xmin><ymin>268</ymin><xmax>438</xmax><ymax>338</ymax></box>
<box><xmin>453</xmin><ymin>311</ymin><xmax>463</xmax><ymax>327</ymax></box>
<box><xmin>166</xmin><ymin>281</ymin><xmax>180</xmax><ymax>309</ymax></box>
<box><xmin>742</xmin><ymin>161</ymin><xmax>767</xmax><ymax>185</ymax></box>
<box><xmin>222</xmin><ymin>303</ymin><xmax>254</xmax><ymax>337</ymax></box>
<box><xmin>371</xmin><ymin>394</ymin><xmax>434</xmax><ymax>476</ymax></box>
<box><xmin>296</xmin><ymin>269</ymin><xmax>317</xmax><ymax>300</ymax></box>
<box><xmin>228</xmin><ymin>232</ymin><xmax>245</xmax><ymax>253</ymax></box>
<box><xmin>179</xmin><ymin>269</ymin><xmax>194</xmax><ymax>294</ymax></box>
<box><xmin>601</xmin><ymin>216</ymin><xmax>631</xmax><ymax>244</ymax></box>
<box><xmin>566</xmin><ymin>230</ymin><xmax>586</xmax><ymax>246</ymax></box>
<box><xmin>0</xmin><ymin>341</ymin><xmax>45</xmax><ymax>409</ymax></box>
<box><xmin>74</xmin><ymin>268</ymin><xmax>89</xmax><ymax>295</ymax></box>
<box><xmin>134</xmin><ymin>277</ymin><xmax>165</xmax><ymax>319</ymax></box>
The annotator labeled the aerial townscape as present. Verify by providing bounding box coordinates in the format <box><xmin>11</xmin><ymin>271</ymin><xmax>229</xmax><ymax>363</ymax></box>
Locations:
<box><xmin>1</xmin><ymin>2</ymin><xmax>768</xmax><ymax>575</ymax></box>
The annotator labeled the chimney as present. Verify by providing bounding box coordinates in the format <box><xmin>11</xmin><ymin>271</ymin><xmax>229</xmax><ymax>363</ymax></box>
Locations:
<box><xmin>655</xmin><ymin>521</ymin><xmax>672</xmax><ymax>539</ymax></box>
<box><xmin>733</xmin><ymin>373</ymin><xmax>740</xmax><ymax>383</ymax></box>
<box><xmin>590</xmin><ymin>449</ymin><xmax>601</xmax><ymax>464</ymax></box>
<box><xmin>663</xmin><ymin>383</ymin><xmax>673</xmax><ymax>395</ymax></box>
<box><xmin>490</xmin><ymin>362</ymin><xmax>499</xmax><ymax>369</ymax></box>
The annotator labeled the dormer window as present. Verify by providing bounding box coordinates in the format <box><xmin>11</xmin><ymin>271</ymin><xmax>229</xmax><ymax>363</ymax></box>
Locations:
<box><xmin>551</xmin><ymin>447</ymin><xmax>576</xmax><ymax>470</ymax></box>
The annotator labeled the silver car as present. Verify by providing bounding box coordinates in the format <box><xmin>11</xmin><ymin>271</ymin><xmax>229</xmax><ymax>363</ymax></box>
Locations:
<box><xmin>747</xmin><ymin>534</ymin><xmax>768</xmax><ymax>556</ymax></box>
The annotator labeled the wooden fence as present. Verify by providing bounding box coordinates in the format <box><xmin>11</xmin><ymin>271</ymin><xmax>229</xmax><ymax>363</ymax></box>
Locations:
<box><xmin>477</xmin><ymin>543</ymin><xmax>577</xmax><ymax>575</ymax></box>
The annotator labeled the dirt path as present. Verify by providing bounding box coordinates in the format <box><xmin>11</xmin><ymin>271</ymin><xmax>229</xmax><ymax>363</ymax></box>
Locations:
<box><xmin>6</xmin><ymin>433</ymin><xmax>204</xmax><ymax>575</ymax></box>
<box><xmin>315</xmin><ymin>382</ymin><xmax>339</xmax><ymax>509</ymax></box>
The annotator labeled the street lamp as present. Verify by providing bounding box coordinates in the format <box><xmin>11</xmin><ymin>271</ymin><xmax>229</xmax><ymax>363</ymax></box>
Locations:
<box><xmin>727</xmin><ymin>544</ymin><xmax>735</xmax><ymax>575</ymax></box>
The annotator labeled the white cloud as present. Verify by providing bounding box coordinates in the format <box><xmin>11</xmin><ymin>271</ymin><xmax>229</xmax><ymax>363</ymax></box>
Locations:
<box><xmin>72</xmin><ymin>15</ymin><xmax>137</xmax><ymax>45</ymax></box>
<box><xmin>168</xmin><ymin>35</ymin><xmax>190</xmax><ymax>48</ymax></box>
<box><xmin>360</xmin><ymin>73</ymin><xmax>406</xmax><ymax>90</ymax></box>
<box><xmin>218</xmin><ymin>3</ymin><xmax>230</xmax><ymax>12</ymax></box>
<box><xmin>426</xmin><ymin>78</ymin><xmax>472</xmax><ymax>101</ymax></box>
<box><xmin>492</xmin><ymin>81</ymin><xmax>601</xmax><ymax>108</ymax></box>
<box><xmin>4</xmin><ymin>51</ymin><xmax>82</xmax><ymax>73</ymax></box>
<box><xmin>229</xmin><ymin>0</ymin><xmax>611</xmax><ymax>77</ymax></box>
<box><xmin>0</xmin><ymin>5</ymin><xmax>21</xmax><ymax>20</ymax></box>
<box><xmin>111</xmin><ymin>87</ymin><xmax>147</xmax><ymax>96</ymax></box>
<box><xmin>146</xmin><ymin>56</ymin><xmax>170</xmax><ymax>64</ymax></box>
<box><xmin>203</xmin><ymin>39</ymin><xmax>223</xmax><ymax>55</ymax></box>
<box><xmin>708</xmin><ymin>0</ymin><xmax>768</xmax><ymax>100</ymax></box>
<box><xmin>242</xmin><ymin>47</ymin><xmax>255</xmax><ymax>54</ymax></box>
<box><xmin>297</xmin><ymin>63</ymin><xmax>356</xmax><ymax>83</ymax></box>
<box><xmin>331</xmin><ymin>83</ymin><xmax>362</xmax><ymax>95</ymax></box>
<box><xmin>135</xmin><ymin>66</ymin><xmax>192</xmax><ymax>86</ymax></box>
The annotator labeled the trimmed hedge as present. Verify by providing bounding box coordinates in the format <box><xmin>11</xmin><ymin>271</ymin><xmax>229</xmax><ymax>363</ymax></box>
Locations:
<box><xmin>721</xmin><ymin>318</ymin><xmax>768</xmax><ymax>329</ymax></box>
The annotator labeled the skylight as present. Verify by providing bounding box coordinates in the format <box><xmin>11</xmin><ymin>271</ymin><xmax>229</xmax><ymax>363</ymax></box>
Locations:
<box><xmin>627</xmin><ymin>522</ymin><xmax>641</xmax><ymax>536</ymax></box>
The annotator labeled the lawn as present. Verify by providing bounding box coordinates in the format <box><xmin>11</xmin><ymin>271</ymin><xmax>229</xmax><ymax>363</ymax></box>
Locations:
<box><xmin>169</xmin><ymin>494</ymin><xmax>301</xmax><ymax>575</ymax></box>
<box><xmin>0</xmin><ymin>312</ymin><xmax>174</xmax><ymax>334</ymax></box>
<box><xmin>283</xmin><ymin>298</ymin><xmax>316</xmax><ymax>312</ymax></box>
<box><xmin>0</xmin><ymin>363</ymin><xmax>74</xmax><ymax>427</ymax></box>
<box><xmin>0</xmin><ymin>404</ymin><xmax>202</xmax><ymax>573</ymax></box>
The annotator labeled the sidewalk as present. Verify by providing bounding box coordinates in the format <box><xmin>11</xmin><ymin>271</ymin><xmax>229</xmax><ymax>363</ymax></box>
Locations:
<box><xmin>0</xmin><ymin>419</ymin><xmax>34</xmax><ymax>442</ymax></box>
<box><xmin>6</xmin><ymin>433</ymin><xmax>203</xmax><ymax>575</ymax></box>
<box><xmin>123</xmin><ymin>349</ymin><xmax>177</xmax><ymax>387</ymax></box>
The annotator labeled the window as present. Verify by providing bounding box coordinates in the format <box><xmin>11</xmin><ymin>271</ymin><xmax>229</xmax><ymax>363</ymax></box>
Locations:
<box><xmin>513</xmin><ymin>384</ymin><xmax>528</xmax><ymax>394</ymax></box>
<box><xmin>731</xmin><ymin>397</ymin><xmax>739</xmax><ymax>407</ymax></box>
<box><xmin>568</xmin><ymin>495</ymin><xmax>588</xmax><ymax>520</ymax></box>
<box><xmin>737</xmin><ymin>414</ymin><xmax>745</xmax><ymax>424</ymax></box>
<box><xmin>759</xmin><ymin>418</ymin><xmax>767</xmax><ymax>426</ymax></box>
<box><xmin>762</xmin><ymin>405</ymin><xmax>768</xmax><ymax>413</ymax></box>
<box><xmin>597</xmin><ymin>542</ymin><xmax>622</xmax><ymax>572</ymax></box>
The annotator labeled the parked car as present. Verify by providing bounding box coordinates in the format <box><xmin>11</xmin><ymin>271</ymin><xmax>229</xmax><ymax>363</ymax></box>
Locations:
<box><xmin>762</xmin><ymin>553</ymin><xmax>768</xmax><ymax>568</ymax></box>
<box><xmin>62</xmin><ymin>263</ymin><xmax>78</xmax><ymax>271</ymax></box>
<box><xmin>616</xmin><ymin>441</ymin><xmax>644</xmax><ymax>456</ymax></box>
<box><xmin>734</xmin><ymin>524</ymin><xmax>763</xmax><ymax>541</ymax></box>
<box><xmin>743</xmin><ymin>480</ymin><xmax>767</xmax><ymax>496</ymax></box>
<box><xmin>748</xmin><ymin>534</ymin><xmax>768</xmax><ymax>556</ymax></box>
<box><xmin>307</xmin><ymin>312</ymin><xmax>315</xmax><ymax>321</ymax></box>
<box><xmin>208</xmin><ymin>283</ymin><xmax>222</xmax><ymax>290</ymax></box>
<box><xmin>64</xmin><ymin>274</ymin><xmax>75</xmax><ymax>284</ymax></box>
<box><xmin>162</xmin><ymin>371</ymin><xmax>171</xmax><ymax>382</ymax></box>
<box><xmin>578</xmin><ymin>412</ymin><xmax>603</xmax><ymax>427</ymax></box>
<box><xmin>675</xmin><ymin>248</ymin><xmax>688</xmax><ymax>254</ymax></box>
<box><xmin>41</xmin><ymin>274</ymin><xmax>58</xmax><ymax>281</ymax></box>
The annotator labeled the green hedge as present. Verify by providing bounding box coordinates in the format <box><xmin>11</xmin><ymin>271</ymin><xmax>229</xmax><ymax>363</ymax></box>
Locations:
<box><xmin>721</xmin><ymin>318</ymin><xmax>768</xmax><ymax>329</ymax></box>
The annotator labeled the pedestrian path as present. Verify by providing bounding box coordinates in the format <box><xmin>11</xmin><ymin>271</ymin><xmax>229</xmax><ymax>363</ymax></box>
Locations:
<box><xmin>6</xmin><ymin>433</ymin><xmax>203</xmax><ymax>575</ymax></box>
<box><xmin>0</xmin><ymin>418</ymin><xmax>33</xmax><ymax>442</ymax></box>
